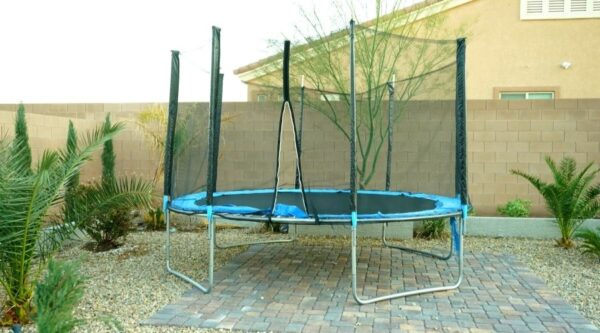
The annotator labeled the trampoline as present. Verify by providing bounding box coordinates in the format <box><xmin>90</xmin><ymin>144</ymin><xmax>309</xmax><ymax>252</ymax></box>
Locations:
<box><xmin>170</xmin><ymin>189</ymin><xmax>462</xmax><ymax>223</ymax></box>
<box><xmin>163</xmin><ymin>22</ymin><xmax>469</xmax><ymax>304</ymax></box>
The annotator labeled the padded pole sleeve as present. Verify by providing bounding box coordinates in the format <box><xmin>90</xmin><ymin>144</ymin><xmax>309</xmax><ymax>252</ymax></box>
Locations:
<box><xmin>163</xmin><ymin>50</ymin><xmax>180</xmax><ymax>197</ymax></box>
<box><xmin>455</xmin><ymin>38</ymin><xmax>468</xmax><ymax>206</ymax></box>
<box><xmin>349</xmin><ymin>20</ymin><xmax>358</xmax><ymax>212</ymax></box>
<box><xmin>283</xmin><ymin>41</ymin><xmax>291</xmax><ymax>102</ymax></box>
<box><xmin>385</xmin><ymin>82</ymin><xmax>395</xmax><ymax>191</ymax></box>
<box><xmin>207</xmin><ymin>26</ymin><xmax>221</xmax><ymax>205</ymax></box>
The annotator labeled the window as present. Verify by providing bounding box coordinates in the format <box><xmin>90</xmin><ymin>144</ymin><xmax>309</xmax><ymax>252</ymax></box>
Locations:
<box><xmin>500</xmin><ymin>91</ymin><xmax>555</xmax><ymax>100</ymax></box>
<box><xmin>256</xmin><ymin>94</ymin><xmax>267</xmax><ymax>102</ymax></box>
<box><xmin>521</xmin><ymin>0</ymin><xmax>600</xmax><ymax>20</ymax></box>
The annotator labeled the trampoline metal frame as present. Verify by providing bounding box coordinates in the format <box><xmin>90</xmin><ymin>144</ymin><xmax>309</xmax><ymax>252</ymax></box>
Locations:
<box><xmin>165</xmin><ymin>202</ymin><xmax>466</xmax><ymax>302</ymax></box>
<box><xmin>351</xmin><ymin>212</ymin><xmax>465</xmax><ymax>305</ymax></box>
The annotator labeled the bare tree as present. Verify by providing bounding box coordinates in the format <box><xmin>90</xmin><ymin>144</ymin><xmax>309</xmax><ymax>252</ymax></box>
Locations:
<box><xmin>254</xmin><ymin>0</ymin><xmax>459</xmax><ymax>188</ymax></box>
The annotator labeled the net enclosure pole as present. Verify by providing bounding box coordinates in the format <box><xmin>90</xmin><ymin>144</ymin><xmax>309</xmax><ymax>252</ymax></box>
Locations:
<box><xmin>455</xmin><ymin>38</ymin><xmax>468</xmax><ymax>206</ymax></box>
<box><xmin>207</xmin><ymin>26</ymin><xmax>222</xmax><ymax>205</ymax></box>
<box><xmin>385</xmin><ymin>76</ymin><xmax>395</xmax><ymax>191</ymax></box>
<box><xmin>164</xmin><ymin>49</ymin><xmax>212</xmax><ymax>292</ymax></box>
<box><xmin>163</xmin><ymin>50</ymin><xmax>180</xmax><ymax>201</ymax></box>
<box><xmin>349</xmin><ymin>19</ymin><xmax>358</xmax><ymax>212</ymax></box>
<box><xmin>295</xmin><ymin>78</ymin><xmax>305</xmax><ymax>189</ymax></box>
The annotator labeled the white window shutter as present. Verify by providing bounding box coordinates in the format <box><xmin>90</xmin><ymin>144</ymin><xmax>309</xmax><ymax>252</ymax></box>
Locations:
<box><xmin>521</xmin><ymin>0</ymin><xmax>600</xmax><ymax>19</ymax></box>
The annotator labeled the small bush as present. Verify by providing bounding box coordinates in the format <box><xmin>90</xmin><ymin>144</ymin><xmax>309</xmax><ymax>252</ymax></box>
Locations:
<box><xmin>576</xmin><ymin>227</ymin><xmax>600</xmax><ymax>261</ymax></box>
<box><xmin>415</xmin><ymin>218</ymin><xmax>448</xmax><ymax>240</ymax></box>
<box><xmin>497</xmin><ymin>198</ymin><xmax>531</xmax><ymax>217</ymax></box>
<box><xmin>35</xmin><ymin>259</ymin><xmax>86</xmax><ymax>333</ymax></box>
<box><xmin>144</xmin><ymin>206</ymin><xmax>165</xmax><ymax>231</ymax></box>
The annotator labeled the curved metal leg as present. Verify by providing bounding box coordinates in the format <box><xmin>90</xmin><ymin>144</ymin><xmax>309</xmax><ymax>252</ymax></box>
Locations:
<box><xmin>215</xmin><ymin>224</ymin><xmax>297</xmax><ymax>249</ymax></box>
<box><xmin>352</xmin><ymin>216</ymin><xmax>464</xmax><ymax>305</ymax></box>
<box><xmin>165</xmin><ymin>198</ymin><xmax>215</xmax><ymax>293</ymax></box>
<box><xmin>381</xmin><ymin>222</ymin><xmax>453</xmax><ymax>260</ymax></box>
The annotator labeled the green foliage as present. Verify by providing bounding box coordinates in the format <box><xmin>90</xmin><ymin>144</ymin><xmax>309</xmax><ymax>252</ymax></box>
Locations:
<box><xmin>576</xmin><ymin>227</ymin><xmax>600</xmax><ymax>261</ymax></box>
<box><xmin>11</xmin><ymin>104</ymin><xmax>32</xmax><ymax>175</ymax></box>
<box><xmin>144</xmin><ymin>206</ymin><xmax>165</xmax><ymax>231</ymax></box>
<box><xmin>34</xmin><ymin>259</ymin><xmax>86</xmax><ymax>333</ymax></box>
<box><xmin>0</xmin><ymin>105</ymin><xmax>123</xmax><ymax>325</ymax></box>
<box><xmin>64</xmin><ymin>121</ymin><xmax>79</xmax><ymax>223</ymax></box>
<box><xmin>497</xmin><ymin>198</ymin><xmax>531</xmax><ymax>217</ymax></box>
<box><xmin>415</xmin><ymin>218</ymin><xmax>448</xmax><ymax>240</ymax></box>
<box><xmin>75</xmin><ymin>118</ymin><xmax>153</xmax><ymax>251</ymax></box>
<box><xmin>512</xmin><ymin>156</ymin><xmax>600</xmax><ymax>249</ymax></box>
<box><xmin>76</xmin><ymin>177</ymin><xmax>154</xmax><ymax>251</ymax></box>
<box><xmin>101</xmin><ymin>115</ymin><xmax>116</xmax><ymax>184</ymax></box>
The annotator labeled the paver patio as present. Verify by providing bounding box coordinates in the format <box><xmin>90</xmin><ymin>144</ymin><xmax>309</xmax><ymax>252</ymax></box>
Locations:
<box><xmin>143</xmin><ymin>242</ymin><xmax>599</xmax><ymax>332</ymax></box>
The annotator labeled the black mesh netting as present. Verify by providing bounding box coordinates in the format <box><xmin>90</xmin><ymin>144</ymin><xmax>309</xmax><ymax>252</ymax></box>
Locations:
<box><xmin>166</xmin><ymin>23</ymin><xmax>467</xmax><ymax>218</ymax></box>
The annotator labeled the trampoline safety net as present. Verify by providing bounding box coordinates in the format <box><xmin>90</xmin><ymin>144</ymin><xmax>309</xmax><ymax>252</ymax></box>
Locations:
<box><xmin>165</xmin><ymin>23</ymin><xmax>467</xmax><ymax>221</ymax></box>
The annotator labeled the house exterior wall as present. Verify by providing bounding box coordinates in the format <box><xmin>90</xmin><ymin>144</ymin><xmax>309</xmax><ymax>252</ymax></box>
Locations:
<box><xmin>438</xmin><ymin>0</ymin><xmax>600</xmax><ymax>99</ymax></box>
<box><xmin>239</xmin><ymin>0</ymin><xmax>600</xmax><ymax>100</ymax></box>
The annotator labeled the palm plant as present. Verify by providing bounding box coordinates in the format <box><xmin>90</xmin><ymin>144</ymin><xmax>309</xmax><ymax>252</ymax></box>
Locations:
<box><xmin>511</xmin><ymin>156</ymin><xmax>600</xmax><ymax>249</ymax></box>
<box><xmin>576</xmin><ymin>227</ymin><xmax>600</xmax><ymax>261</ymax></box>
<box><xmin>0</xmin><ymin>117</ymin><xmax>123</xmax><ymax>325</ymax></box>
<box><xmin>76</xmin><ymin>115</ymin><xmax>154</xmax><ymax>251</ymax></box>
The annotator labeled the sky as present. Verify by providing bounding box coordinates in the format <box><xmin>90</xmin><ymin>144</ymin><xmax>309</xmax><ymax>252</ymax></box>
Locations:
<box><xmin>0</xmin><ymin>0</ymin><xmax>416</xmax><ymax>103</ymax></box>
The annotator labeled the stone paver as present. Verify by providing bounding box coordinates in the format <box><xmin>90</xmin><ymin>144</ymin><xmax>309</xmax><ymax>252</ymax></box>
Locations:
<box><xmin>143</xmin><ymin>243</ymin><xmax>599</xmax><ymax>332</ymax></box>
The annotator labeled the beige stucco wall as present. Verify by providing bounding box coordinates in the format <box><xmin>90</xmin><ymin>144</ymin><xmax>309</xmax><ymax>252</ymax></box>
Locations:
<box><xmin>433</xmin><ymin>0</ymin><xmax>600</xmax><ymax>99</ymax></box>
<box><xmin>0</xmin><ymin>104</ymin><xmax>159</xmax><ymax>185</ymax></box>
<box><xmin>1</xmin><ymin>100</ymin><xmax>599</xmax><ymax>217</ymax></box>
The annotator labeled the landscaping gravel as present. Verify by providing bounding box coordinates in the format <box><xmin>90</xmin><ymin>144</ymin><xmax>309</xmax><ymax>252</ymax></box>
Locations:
<box><xmin>1</xmin><ymin>227</ymin><xmax>598</xmax><ymax>332</ymax></box>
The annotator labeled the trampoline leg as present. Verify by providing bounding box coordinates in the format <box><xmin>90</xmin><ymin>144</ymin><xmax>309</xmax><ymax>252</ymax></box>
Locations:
<box><xmin>381</xmin><ymin>222</ymin><xmax>453</xmax><ymax>260</ymax></box>
<box><xmin>215</xmin><ymin>223</ymin><xmax>297</xmax><ymax>249</ymax></box>
<box><xmin>165</xmin><ymin>204</ymin><xmax>215</xmax><ymax>293</ymax></box>
<box><xmin>352</xmin><ymin>216</ymin><xmax>464</xmax><ymax>305</ymax></box>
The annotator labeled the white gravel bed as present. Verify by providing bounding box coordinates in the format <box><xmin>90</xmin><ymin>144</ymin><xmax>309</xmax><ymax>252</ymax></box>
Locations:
<box><xmin>1</xmin><ymin>231</ymin><xmax>598</xmax><ymax>332</ymax></box>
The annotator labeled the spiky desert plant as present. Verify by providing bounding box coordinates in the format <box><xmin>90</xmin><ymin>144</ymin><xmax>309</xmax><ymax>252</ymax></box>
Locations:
<box><xmin>101</xmin><ymin>115</ymin><xmax>115</xmax><ymax>185</ymax></box>
<box><xmin>64</xmin><ymin>121</ymin><xmax>79</xmax><ymax>224</ymax></box>
<box><xmin>511</xmin><ymin>156</ymin><xmax>600</xmax><ymax>249</ymax></box>
<box><xmin>11</xmin><ymin>104</ymin><xmax>32</xmax><ymax>175</ymax></box>
<box><xmin>0</xmin><ymin>109</ymin><xmax>123</xmax><ymax>325</ymax></box>
<box><xmin>576</xmin><ymin>227</ymin><xmax>600</xmax><ymax>261</ymax></box>
<box><xmin>34</xmin><ymin>259</ymin><xmax>86</xmax><ymax>333</ymax></box>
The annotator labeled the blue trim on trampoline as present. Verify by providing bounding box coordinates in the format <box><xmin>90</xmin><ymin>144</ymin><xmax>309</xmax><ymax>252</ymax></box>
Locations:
<box><xmin>169</xmin><ymin>188</ymin><xmax>462</xmax><ymax>221</ymax></box>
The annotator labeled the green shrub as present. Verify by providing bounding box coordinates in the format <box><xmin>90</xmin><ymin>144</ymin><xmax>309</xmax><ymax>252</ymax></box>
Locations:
<box><xmin>576</xmin><ymin>227</ymin><xmax>600</xmax><ymax>261</ymax></box>
<box><xmin>415</xmin><ymin>218</ymin><xmax>448</xmax><ymax>240</ymax></box>
<box><xmin>512</xmin><ymin>156</ymin><xmax>600</xmax><ymax>249</ymax></box>
<box><xmin>34</xmin><ymin>260</ymin><xmax>86</xmax><ymax>333</ymax></box>
<box><xmin>76</xmin><ymin>115</ymin><xmax>153</xmax><ymax>252</ymax></box>
<box><xmin>143</xmin><ymin>206</ymin><xmax>165</xmax><ymax>231</ymax></box>
<box><xmin>497</xmin><ymin>198</ymin><xmax>531</xmax><ymax>217</ymax></box>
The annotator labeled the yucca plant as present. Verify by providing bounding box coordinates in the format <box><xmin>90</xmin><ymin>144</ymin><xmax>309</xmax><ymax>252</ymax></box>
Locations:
<box><xmin>576</xmin><ymin>227</ymin><xmax>600</xmax><ymax>261</ymax></box>
<box><xmin>0</xmin><ymin>111</ymin><xmax>123</xmax><ymax>325</ymax></box>
<box><xmin>512</xmin><ymin>156</ymin><xmax>600</xmax><ymax>249</ymax></box>
<box><xmin>34</xmin><ymin>259</ymin><xmax>86</xmax><ymax>333</ymax></box>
